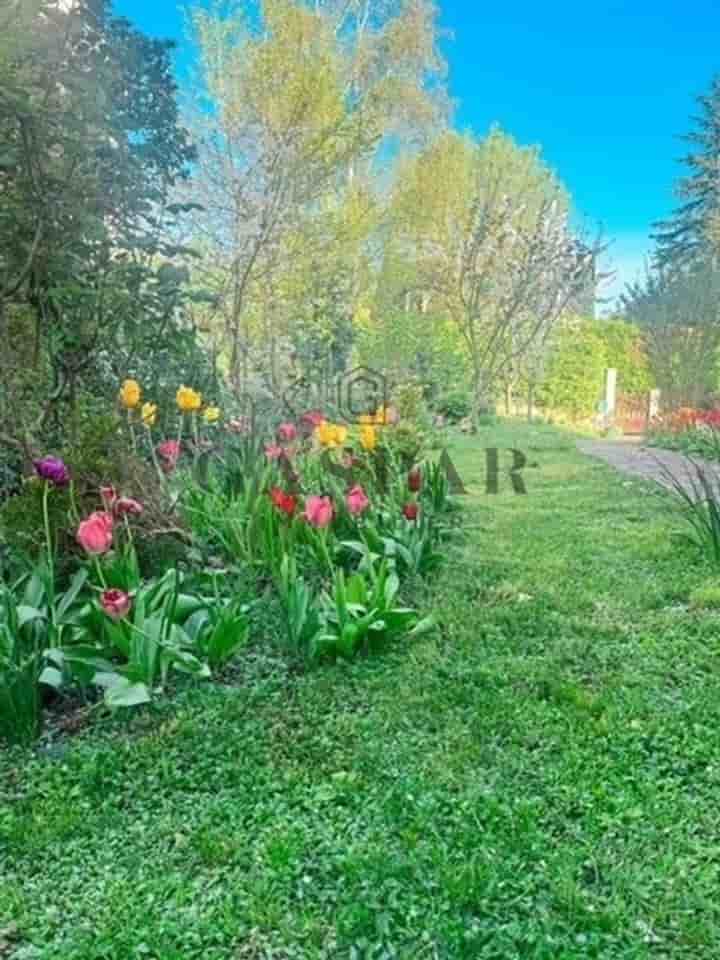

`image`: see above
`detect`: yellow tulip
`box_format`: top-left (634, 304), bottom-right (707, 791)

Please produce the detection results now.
top-left (316, 422), bottom-right (348, 448)
top-left (316, 422), bottom-right (335, 447)
top-left (358, 413), bottom-right (374, 425)
top-left (141, 402), bottom-right (158, 427)
top-left (176, 385), bottom-right (202, 413)
top-left (374, 406), bottom-right (387, 426)
top-left (203, 405), bottom-right (221, 424)
top-left (359, 425), bottom-right (377, 451)
top-left (119, 379), bottom-right (141, 410)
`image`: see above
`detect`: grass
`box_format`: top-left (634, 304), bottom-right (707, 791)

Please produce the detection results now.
top-left (3, 421), bottom-right (720, 959)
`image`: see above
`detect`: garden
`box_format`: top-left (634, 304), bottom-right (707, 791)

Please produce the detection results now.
top-left (3, 0), bottom-right (720, 956)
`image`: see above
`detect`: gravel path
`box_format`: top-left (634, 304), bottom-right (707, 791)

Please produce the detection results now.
top-left (576, 439), bottom-right (720, 498)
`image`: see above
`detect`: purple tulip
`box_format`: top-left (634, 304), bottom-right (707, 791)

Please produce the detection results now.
top-left (34, 456), bottom-right (70, 487)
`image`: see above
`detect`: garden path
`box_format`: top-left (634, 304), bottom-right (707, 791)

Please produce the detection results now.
top-left (577, 437), bottom-right (720, 497)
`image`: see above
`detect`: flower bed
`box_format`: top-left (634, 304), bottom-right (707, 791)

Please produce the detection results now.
top-left (647, 407), bottom-right (720, 460)
top-left (0, 381), bottom-right (453, 744)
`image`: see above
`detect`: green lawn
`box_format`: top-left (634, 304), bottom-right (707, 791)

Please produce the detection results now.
top-left (3, 423), bottom-right (720, 959)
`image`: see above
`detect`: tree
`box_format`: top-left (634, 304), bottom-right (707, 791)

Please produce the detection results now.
top-left (0, 0), bottom-right (202, 460)
top-left (392, 128), bottom-right (598, 423)
top-left (181, 0), bottom-right (448, 394)
top-left (652, 74), bottom-right (720, 269)
top-left (621, 262), bottom-right (720, 409)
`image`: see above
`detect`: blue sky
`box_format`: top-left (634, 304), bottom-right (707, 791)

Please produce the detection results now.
top-left (115, 0), bottom-right (719, 307)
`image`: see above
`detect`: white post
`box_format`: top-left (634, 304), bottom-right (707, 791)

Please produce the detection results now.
top-left (604, 368), bottom-right (617, 425)
top-left (648, 388), bottom-right (661, 420)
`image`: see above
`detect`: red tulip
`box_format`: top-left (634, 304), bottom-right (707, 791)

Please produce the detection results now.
top-left (346, 484), bottom-right (370, 516)
top-left (100, 588), bottom-right (131, 622)
top-left (76, 511), bottom-right (114, 555)
top-left (402, 502), bottom-right (419, 522)
top-left (408, 467), bottom-right (422, 492)
top-left (270, 486), bottom-right (297, 516)
top-left (304, 494), bottom-right (334, 528)
top-left (277, 422), bottom-right (297, 442)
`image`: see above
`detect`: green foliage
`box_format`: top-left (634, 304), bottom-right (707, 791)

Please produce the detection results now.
top-left (656, 432), bottom-right (720, 565)
top-left (689, 580), bottom-right (720, 609)
top-left (622, 262), bottom-right (720, 409)
top-left (0, 581), bottom-right (43, 745)
top-left (652, 73), bottom-right (720, 268)
top-left (0, 0), bottom-right (210, 467)
top-left (540, 318), bottom-right (607, 420)
top-left (313, 559), bottom-right (430, 659)
top-left (598, 317), bottom-right (654, 396)
top-left (7, 427), bottom-right (720, 956)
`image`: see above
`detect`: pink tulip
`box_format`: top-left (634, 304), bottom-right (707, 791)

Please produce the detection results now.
top-left (346, 484), bottom-right (370, 516)
top-left (158, 439), bottom-right (181, 465)
top-left (304, 494), bottom-right (334, 528)
top-left (76, 511), bottom-right (114, 555)
top-left (100, 589), bottom-right (131, 622)
top-left (301, 410), bottom-right (325, 428)
top-left (115, 497), bottom-right (143, 516)
top-left (265, 444), bottom-right (284, 460)
top-left (277, 422), bottom-right (297, 442)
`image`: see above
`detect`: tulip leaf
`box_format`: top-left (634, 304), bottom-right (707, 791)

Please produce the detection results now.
top-left (104, 679), bottom-right (152, 709)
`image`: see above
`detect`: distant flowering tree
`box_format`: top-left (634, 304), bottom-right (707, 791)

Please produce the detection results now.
top-left (394, 129), bottom-right (600, 424)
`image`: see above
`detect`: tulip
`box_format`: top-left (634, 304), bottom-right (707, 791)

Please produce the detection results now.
top-left (316, 422), bottom-right (348, 449)
top-left (100, 588), bottom-right (131, 622)
top-left (408, 467), bottom-right (422, 492)
top-left (301, 410), bottom-right (325, 429)
top-left (227, 416), bottom-right (250, 434)
top-left (277, 422), bottom-right (297, 442)
top-left (270, 487), bottom-right (297, 516)
top-left (33, 456), bottom-right (70, 487)
top-left (115, 497), bottom-right (143, 516)
top-left (304, 494), bottom-right (334, 528)
top-left (316, 422), bottom-right (336, 447)
top-left (203, 405), bottom-right (221, 424)
top-left (141, 402), bottom-right (158, 427)
top-left (402, 502), bottom-right (419, 522)
top-left (100, 486), bottom-right (117, 511)
top-left (265, 443), bottom-right (284, 460)
top-left (158, 439), bottom-right (181, 464)
top-left (176, 385), bottom-right (202, 413)
top-left (76, 511), bottom-right (114, 555)
top-left (346, 484), bottom-right (369, 516)
top-left (119, 379), bottom-right (141, 410)
top-left (359, 425), bottom-right (377, 451)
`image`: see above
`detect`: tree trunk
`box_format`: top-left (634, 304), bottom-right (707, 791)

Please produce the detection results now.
top-left (471, 367), bottom-right (493, 431)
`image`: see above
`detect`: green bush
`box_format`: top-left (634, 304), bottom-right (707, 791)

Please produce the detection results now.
top-left (435, 389), bottom-right (471, 422)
